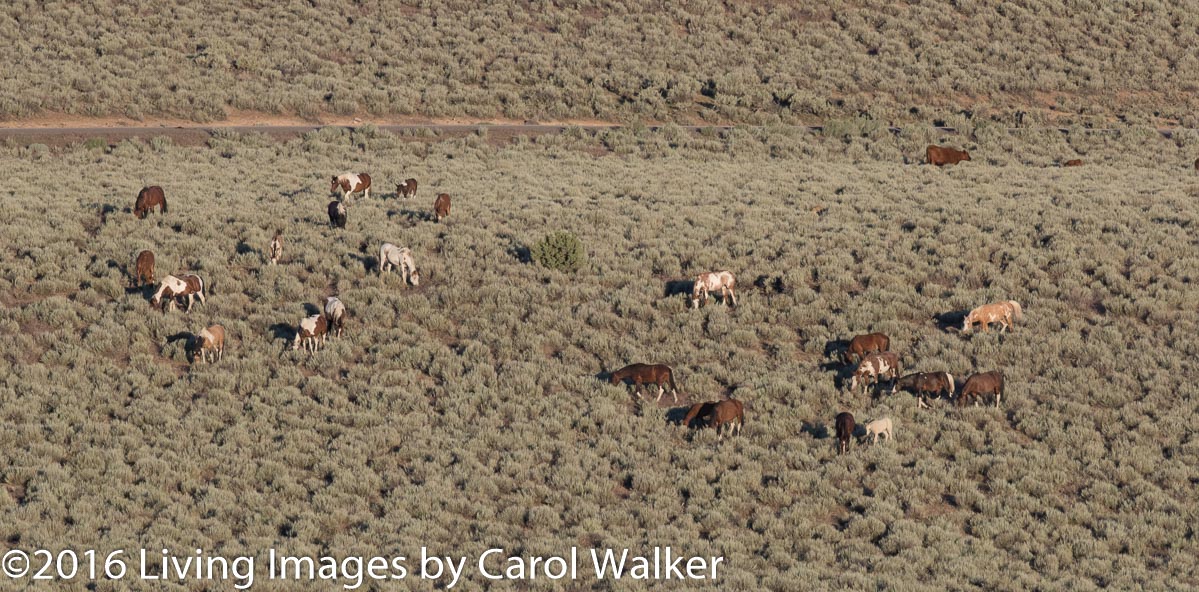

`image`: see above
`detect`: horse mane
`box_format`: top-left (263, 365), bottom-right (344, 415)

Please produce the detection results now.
top-left (1006, 300), bottom-right (1023, 320)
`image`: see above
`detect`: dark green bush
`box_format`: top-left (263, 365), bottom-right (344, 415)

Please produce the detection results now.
top-left (531, 231), bottom-right (585, 272)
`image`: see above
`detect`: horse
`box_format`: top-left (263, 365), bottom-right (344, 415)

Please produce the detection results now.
top-left (194, 324), bottom-right (225, 364)
top-left (609, 363), bottom-right (679, 403)
top-left (134, 186), bottom-right (167, 219)
top-left (328, 201), bottom-right (347, 228)
top-left (331, 172), bottom-right (371, 201)
top-left (683, 398), bottom-right (744, 439)
top-left (691, 271), bottom-right (737, 308)
top-left (324, 296), bottom-right (346, 338)
top-left (1063, 159), bottom-right (1083, 167)
top-left (957, 371), bottom-right (1004, 408)
top-left (292, 314), bottom-right (328, 352)
top-left (379, 243), bottom-right (420, 285)
top-left (849, 351), bottom-right (901, 396)
top-left (844, 332), bottom-right (889, 365)
top-left (926, 145), bottom-right (971, 166)
top-left (396, 178), bottom-right (418, 199)
top-left (268, 230), bottom-right (283, 265)
top-left (863, 417), bottom-right (893, 444)
top-left (131, 250), bottom-right (155, 288)
top-left (963, 300), bottom-right (1023, 333)
top-left (434, 193), bottom-right (451, 222)
top-left (894, 371), bottom-right (955, 409)
top-left (835, 412), bottom-right (854, 454)
top-left (150, 274), bottom-right (206, 312)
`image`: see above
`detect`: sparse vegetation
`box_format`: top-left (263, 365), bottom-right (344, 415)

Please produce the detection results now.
top-left (0, 126), bottom-right (1197, 588)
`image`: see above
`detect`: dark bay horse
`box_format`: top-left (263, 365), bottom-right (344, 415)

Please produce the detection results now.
top-left (957, 371), bottom-right (1004, 408)
top-left (683, 398), bottom-right (744, 439)
top-left (844, 332), bottom-right (889, 365)
top-left (835, 412), bottom-right (855, 454)
top-left (609, 363), bottom-right (679, 403)
top-left (134, 186), bottom-right (167, 219)
top-left (895, 371), bottom-right (955, 409)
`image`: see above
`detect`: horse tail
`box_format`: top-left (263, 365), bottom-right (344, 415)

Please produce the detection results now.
top-left (946, 372), bottom-right (955, 395)
top-left (1008, 300), bottom-right (1023, 321)
top-left (160, 194), bottom-right (167, 214)
top-left (667, 366), bottom-right (679, 394)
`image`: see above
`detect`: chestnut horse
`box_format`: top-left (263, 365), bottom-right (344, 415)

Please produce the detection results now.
top-left (134, 186), bottom-right (167, 218)
top-left (957, 371), bottom-right (1004, 408)
top-left (434, 193), bottom-right (451, 222)
top-left (131, 250), bottom-right (155, 288)
top-left (396, 178), bottom-right (418, 199)
top-left (150, 274), bottom-right (206, 312)
top-left (691, 271), bottom-right (737, 308)
top-left (331, 173), bottom-right (371, 201)
top-left (895, 371), bottom-right (955, 409)
top-left (683, 398), bottom-right (744, 439)
top-left (844, 332), bottom-right (889, 365)
top-left (609, 363), bottom-right (679, 402)
top-left (963, 300), bottom-right (1023, 333)
top-left (835, 412), bottom-right (854, 454)
top-left (849, 351), bottom-right (901, 396)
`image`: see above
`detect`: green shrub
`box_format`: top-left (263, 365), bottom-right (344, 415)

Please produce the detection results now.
top-left (531, 231), bottom-right (585, 272)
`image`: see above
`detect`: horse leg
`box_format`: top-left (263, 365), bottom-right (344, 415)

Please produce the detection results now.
top-left (655, 384), bottom-right (665, 403)
top-left (727, 286), bottom-right (737, 306)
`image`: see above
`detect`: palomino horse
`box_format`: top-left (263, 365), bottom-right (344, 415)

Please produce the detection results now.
top-left (293, 314), bottom-right (328, 352)
top-left (379, 243), bottom-right (420, 285)
top-left (962, 300), bottom-right (1023, 333)
top-left (863, 417), bottom-right (893, 444)
top-left (134, 186), bottom-right (167, 219)
top-left (268, 230), bottom-right (283, 265)
top-left (396, 178), bottom-right (418, 199)
top-left (434, 193), bottom-right (451, 222)
top-left (324, 296), bottom-right (346, 338)
top-left (844, 332), bottom-right (889, 365)
top-left (131, 250), bottom-right (155, 288)
top-left (849, 351), bottom-right (901, 396)
top-left (957, 371), bottom-right (1004, 408)
top-left (835, 412), bottom-right (854, 454)
top-left (691, 271), bottom-right (737, 308)
top-left (683, 398), bottom-right (744, 439)
top-left (151, 274), bottom-right (206, 312)
top-left (894, 371), bottom-right (955, 409)
top-left (609, 363), bottom-right (679, 403)
top-left (328, 201), bottom-right (347, 228)
top-left (331, 173), bottom-right (371, 201)
top-left (195, 325), bottom-right (225, 364)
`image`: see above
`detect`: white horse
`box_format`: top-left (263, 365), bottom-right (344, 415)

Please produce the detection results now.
top-left (963, 300), bottom-right (1023, 333)
top-left (380, 243), bottom-right (420, 286)
top-left (324, 296), bottom-right (346, 338)
top-left (691, 271), bottom-right (737, 308)
top-left (863, 417), bottom-right (894, 444)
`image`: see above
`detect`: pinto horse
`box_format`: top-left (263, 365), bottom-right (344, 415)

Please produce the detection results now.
top-left (328, 201), bottom-right (347, 228)
top-left (609, 363), bottom-right (679, 403)
top-left (195, 324), bottom-right (225, 364)
top-left (396, 178), bottom-right (418, 199)
top-left (957, 371), bottom-right (1004, 408)
top-left (379, 243), bottom-right (420, 285)
top-left (131, 250), bottom-right (155, 288)
top-left (963, 300), bottom-right (1023, 333)
top-left (683, 398), bottom-right (744, 439)
top-left (150, 274), bottom-right (206, 312)
top-left (895, 372), bottom-right (955, 409)
top-left (134, 186), bottom-right (167, 219)
top-left (691, 271), bottom-right (737, 308)
top-left (835, 412), bottom-right (854, 454)
top-left (293, 314), bottom-right (328, 352)
top-left (844, 332), bottom-right (889, 365)
top-left (268, 230), bottom-right (283, 265)
top-left (331, 173), bottom-right (371, 201)
top-left (849, 351), bottom-right (901, 396)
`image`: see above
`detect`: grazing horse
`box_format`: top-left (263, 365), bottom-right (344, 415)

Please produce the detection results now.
top-left (844, 332), bottom-right (889, 365)
top-left (863, 417), bottom-right (894, 444)
top-left (957, 371), bottom-right (1004, 408)
top-left (609, 363), bottom-right (679, 403)
top-left (379, 243), bottom-right (420, 285)
top-left (683, 398), bottom-right (744, 439)
top-left (195, 324), bottom-right (225, 364)
top-left (849, 351), bottom-right (901, 396)
top-left (926, 145), bottom-right (971, 166)
top-left (134, 186), bottom-right (167, 219)
top-left (691, 271), bottom-right (737, 308)
top-left (433, 193), bottom-right (451, 222)
top-left (331, 172), bottom-right (371, 201)
top-left (963, 300), bottom-right (1023, 333)
top-left (1063, 159), bottom-right (1083, 167)
top-left (835, 412), bottom-right (855, 454)
top-left (150, 274), bottom-right (206, 312)
top-left (131, 250), bottom-right (155, 288)
top-left (328, 201), bottom-right (347, 228)
top-left (396, 178), bottom-right (418, 199)
top-left (268, 230), bottom-right (283, 265)
top-left (292, 314), bottom-right (328, 352)
top-left (895, 371), bottom-right (955, 409)
top-left (324, 296), bottom-right (346, 338)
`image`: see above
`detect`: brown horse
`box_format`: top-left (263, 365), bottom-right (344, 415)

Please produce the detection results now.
top-left (131, 250), bottom-right (155, 288)
top-left (844, 332), bottom-right (889, 365)
top-left (396, 178), bottom-right (418, 199)
top-left (1063, 159), bottom-right (1083, 167)
top-left (957, 371), bottom-right (1004, 408)
top-left (331, 173), bottom-right (371, 201)
top-left (194, 324), bottom-right (225, 364)
top-left (835, 412), bottom-right (854, 454)
top-left (683, 398), bottom-right (744, 439)
top-left (434, 193), bottom-right (451, 222)
top-left (134, 186), bottom-right (167, 219)
top-left (926, 145), bottom-right (971, 166)
top-left (609, 363), bottom-right (679, 402)
top-left (895, 371), bottom-right (955, 409)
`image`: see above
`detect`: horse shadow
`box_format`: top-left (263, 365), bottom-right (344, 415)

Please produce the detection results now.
top-left (125, 284), bottom-right (156, 298)
top-left (664, 406), bottom-right (693, 426)
top-left (166, 331), bottom-right (195, 361)
top-left (269, 323), bottom-right (295, 351)
top-left (280, 187), bottom-right (313, 200)
top-left (387, 209), bottom-right (434, 223)
top-left (934, 310), bottom-right (968, 333)
top-left (801, 421), bottom-right (829, 439)
top-left (349, 254), bottom-right (377, 274)
top-left (663, 280), bottom-right (695, 298)
top-left (235, 241), bottom-right (257, 257)
top-left (823, 339), bottom-right (850, 362)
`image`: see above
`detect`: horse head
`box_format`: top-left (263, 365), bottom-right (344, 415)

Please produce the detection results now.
top-left (330, 176), bottom-right (341, 192)
top-left (409, 269), bottom-right (421, 286)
